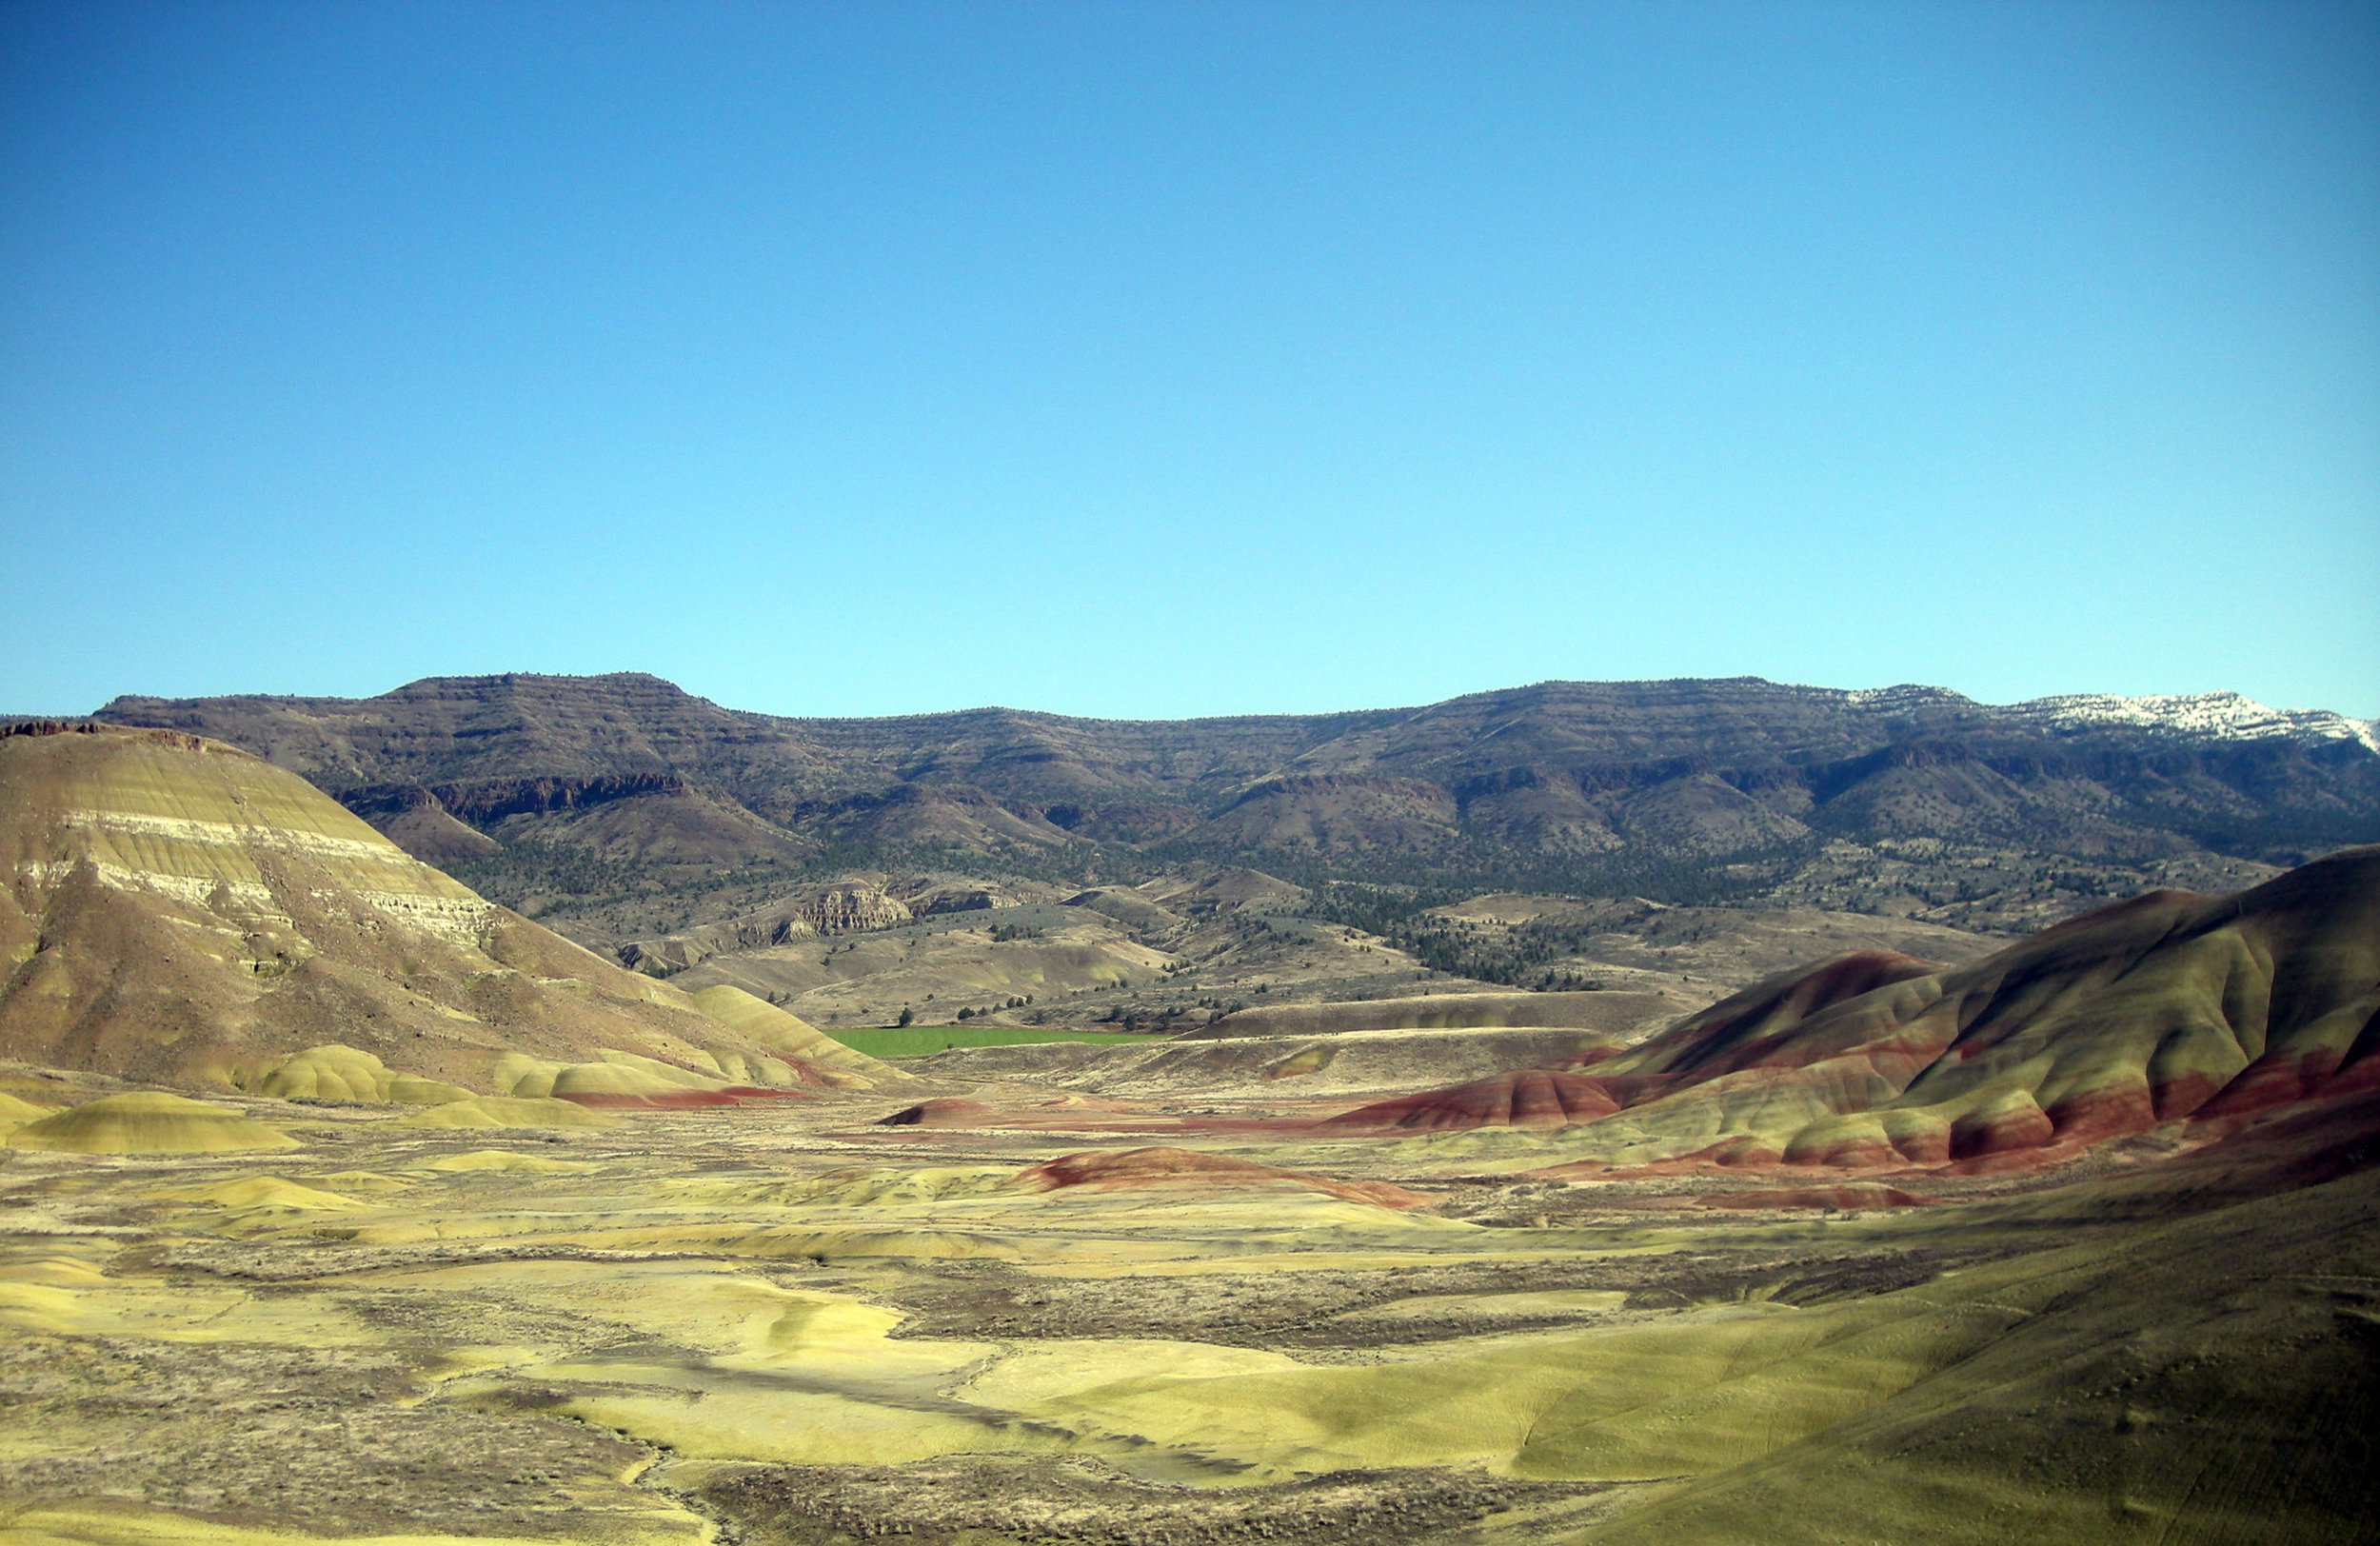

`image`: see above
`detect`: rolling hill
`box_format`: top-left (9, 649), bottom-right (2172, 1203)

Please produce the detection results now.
top-left (0, 721), bottom-right (896, 1098)
top-left (1325, 845), bottom-right (2380, 1179)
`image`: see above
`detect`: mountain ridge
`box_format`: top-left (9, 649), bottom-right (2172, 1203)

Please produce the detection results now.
top-left (77, 672), bottom-right (2380, 944)
top-left (91, 671), bottom-right (2379, 778)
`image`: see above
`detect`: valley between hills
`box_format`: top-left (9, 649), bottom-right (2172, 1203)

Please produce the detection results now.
top-left (0, 677), bottom-right (2376, 1545)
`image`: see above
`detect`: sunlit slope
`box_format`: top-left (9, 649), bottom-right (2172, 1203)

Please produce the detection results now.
top-left (1336, 847), bottom-right (2380, 1172)
top-left (0, 723), bottom-right (896, 1093)
top-left (1571, 1165), bottom-right (2380, 1545)
top-left (5, 1091), bottom-right (299, 1154)
top-left (684, 983), bottom-right (892, 1086)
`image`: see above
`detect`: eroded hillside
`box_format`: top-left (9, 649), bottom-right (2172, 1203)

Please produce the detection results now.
top-left (0, 722), bottom-right (897, 1099)
top-left (87, 673), bottom-right (2380, 943)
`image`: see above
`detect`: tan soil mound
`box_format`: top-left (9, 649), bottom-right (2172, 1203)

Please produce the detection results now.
top-left (190, 1177), bottom-right (367, 1211)
top-left (1319, 1061), bottom-right (1622, 1131)
top-left (877, 1098), bottom-right (1002, 1128)
top-left (5, 1092), bottom-right (300, 1154)
top-left (397, 1096), bottom-right (622, 1129)
top-left (687, 984), bottom-right (897, 1088)
top-left (0, 724), bottom-right (899, 1100)
top-left (259, 1045), bottom-right (475, 1104)
top-left (494, 1050), bottom-right (813, 1109)
top-left (1014, 1146), bottom-right (1428, 1209)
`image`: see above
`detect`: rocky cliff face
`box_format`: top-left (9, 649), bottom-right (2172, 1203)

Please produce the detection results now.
top-left (792, 882), bottom-right (911, 934)
top-left (616, 882), bottom-right (914, 976)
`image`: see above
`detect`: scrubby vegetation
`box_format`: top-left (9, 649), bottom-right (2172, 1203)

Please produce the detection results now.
top-left (823, 1025), bottom-right (1164, 1059)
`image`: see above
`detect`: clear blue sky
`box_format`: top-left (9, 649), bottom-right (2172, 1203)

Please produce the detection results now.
top-left (4, 1), bottom-right (2375, 721)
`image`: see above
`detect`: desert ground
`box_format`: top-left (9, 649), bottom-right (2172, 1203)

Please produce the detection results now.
top-left (4, 1039), bottom-right (2375, 1546)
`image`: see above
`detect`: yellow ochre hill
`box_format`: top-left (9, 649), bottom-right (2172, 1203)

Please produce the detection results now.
top-left (0, 722), bottom-right (899, 1101)
top-left (4, 1090), bottom-right (298, 1154)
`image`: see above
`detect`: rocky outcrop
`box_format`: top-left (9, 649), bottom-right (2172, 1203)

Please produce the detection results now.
top-left (796, 882), bottom-right (911, 934)
top-left (617, 882), bottom-right (913, 975)
top-left (425, 772), bottom-right (697, 827)
top-left (618, 913), bottom-right (819, 976)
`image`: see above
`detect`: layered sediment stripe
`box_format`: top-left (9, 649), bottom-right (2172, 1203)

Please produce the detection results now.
top-left (1327, 849), bottom-right (2380, 1177)
top-left (16, 858), bottom-right (283, 917)
top-left (31, 804), bottom-right (496, 947)
top-left (59, 807), bottom-right (427, 863)
top-left (16, 857), bottom-right (493, 949)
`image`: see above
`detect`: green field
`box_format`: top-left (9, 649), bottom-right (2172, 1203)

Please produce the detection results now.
top-left (823, 1025), bottom-right (1172, 1060)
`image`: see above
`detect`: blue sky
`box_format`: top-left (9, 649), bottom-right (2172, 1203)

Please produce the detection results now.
top-left (4, 1), bottom-right (2374, 720)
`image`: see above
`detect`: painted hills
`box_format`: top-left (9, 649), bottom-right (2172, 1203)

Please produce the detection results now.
top-left (3, 715), bottom-right (2378, 1544)
top-left (88, 673), bottom-right (2380, 945)
top-left (1327, 845), bottom-right (2380, 1179)
top-left (0, 721), bottom-right (894, 1100)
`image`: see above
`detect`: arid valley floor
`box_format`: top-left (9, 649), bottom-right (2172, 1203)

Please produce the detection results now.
top-left (6, 1047), bottom-right (2378, 1546)
top-left (3, 695), bottom-right (2377, 1544)
top-left (7, 1055), bottom-right (2374, 1546)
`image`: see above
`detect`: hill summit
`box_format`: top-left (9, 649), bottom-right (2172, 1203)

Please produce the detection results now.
top-left (0, 721), bottom-right (892, 1096)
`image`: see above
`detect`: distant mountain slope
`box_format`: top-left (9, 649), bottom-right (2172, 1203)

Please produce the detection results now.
top-left (2000, 688), bottom-right (2379, 751)
top-left (88, 673), bottom-right (2380, 938)
top-left (0, 722), bottom-right (896, 1095)
top-left (90, 671), bottom-right (1388, 809)
top-left (1329, 846), bottom-right (2380, 1175)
